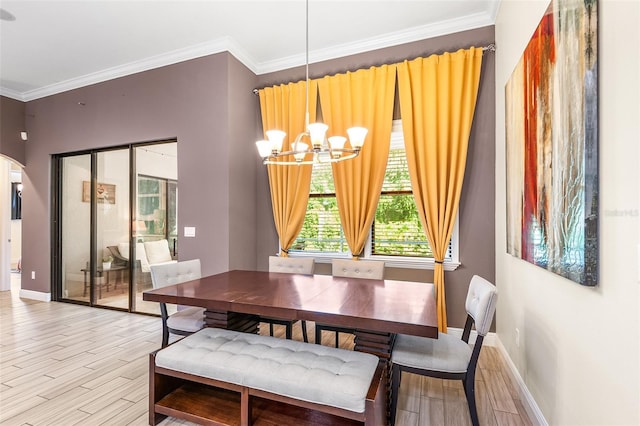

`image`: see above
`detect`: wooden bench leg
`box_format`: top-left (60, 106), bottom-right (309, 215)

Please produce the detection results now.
top-left (241, 387), bottom-right (251, 426)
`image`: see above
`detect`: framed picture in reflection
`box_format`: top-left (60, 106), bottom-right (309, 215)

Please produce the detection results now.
top-left (82, 181), bottom-right (116, 204)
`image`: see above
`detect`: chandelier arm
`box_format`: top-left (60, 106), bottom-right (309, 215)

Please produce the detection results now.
top-left (291, 130), bottom-right (307, 152)
top-left (269, 147), bottom-right (359, 159)
top-left (263, 148), bottom-right (361, 166)
top-left (263, 153), bottom-right (360, 166)
top-left (316, 152), bottom-right (359, 163)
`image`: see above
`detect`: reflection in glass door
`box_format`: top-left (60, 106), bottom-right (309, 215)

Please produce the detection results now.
top-left (133, 143), bottom-right (178, 315)
top-left (95, 149), bottom-right (130, 308)
top-left (60, 154), bottom-right (91, 302)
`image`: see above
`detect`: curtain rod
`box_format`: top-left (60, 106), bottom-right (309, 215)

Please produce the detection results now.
top-left (252, 43), bottom-right (496, 95)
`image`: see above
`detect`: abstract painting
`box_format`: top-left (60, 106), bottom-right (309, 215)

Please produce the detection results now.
top-left (505, 0), bottom-right (598, 286)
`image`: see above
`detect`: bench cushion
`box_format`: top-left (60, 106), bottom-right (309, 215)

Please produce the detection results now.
top-left (155, 328), bottom-right (379, 413)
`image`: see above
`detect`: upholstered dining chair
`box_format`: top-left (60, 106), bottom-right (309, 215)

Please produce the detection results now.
top-left (390, 275), bottom-right (498, 426)
top-left (315, 259), bottom-right (385, 347)
top-left (263, 256), bottom-right (315, 342)
top-left (149, 259), bottom-right (203, 347)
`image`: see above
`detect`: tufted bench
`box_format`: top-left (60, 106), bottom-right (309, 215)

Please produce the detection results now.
top-left (149, 327), bottom-right (386, 426)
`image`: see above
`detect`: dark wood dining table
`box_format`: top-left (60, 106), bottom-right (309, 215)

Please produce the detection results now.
top-left (143, 269), bottom-right (438, 361)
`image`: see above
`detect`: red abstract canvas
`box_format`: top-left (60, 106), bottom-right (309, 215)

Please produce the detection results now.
top-left (505, 0), bottom-right (598, 286)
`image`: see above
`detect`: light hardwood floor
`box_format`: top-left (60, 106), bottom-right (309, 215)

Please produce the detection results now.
top-left (1, 273), bottom-right (532, 426)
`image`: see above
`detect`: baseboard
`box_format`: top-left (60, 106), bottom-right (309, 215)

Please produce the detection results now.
top-left (19, 289), bottom-right (51, 302)
top-left (495, 337), bottom-right (548, 426)
top-left (448, 328), bottom-right (546, 425)
top-left (447, 326), bottom-right (497, 346)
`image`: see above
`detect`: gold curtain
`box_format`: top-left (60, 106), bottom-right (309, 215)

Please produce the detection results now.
top-left (397, 48), bottom-right (483, 332)
top-left (317, 64), bottom-right (397, 257)
top-left (258, 80), bottom-right (317, 256)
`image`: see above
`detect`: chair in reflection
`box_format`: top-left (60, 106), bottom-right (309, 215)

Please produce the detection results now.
top-left (390, 275), bottom-right (498, 426)
top-left (315, 259), bottom-right (385, 347)
top-left (149, 259), bottom-right (204, 347)
top-left (110, 240), bottom-right (177, 289)
top-left (262, 256), bottom-right (315, 342)
top-left (108, 245), bottom-right (129, 268)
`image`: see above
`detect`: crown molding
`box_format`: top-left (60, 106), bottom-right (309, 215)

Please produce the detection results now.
top-left (14, 36), bottom-right (258, 102)
top-left (488, 0), bottom-right (502, 23)
top-left (0, 87), bottom-right (26, 102)
top-left (4, 8), bottom-right (496, 102)
top-left (255, 10), bottom-right (496, 74)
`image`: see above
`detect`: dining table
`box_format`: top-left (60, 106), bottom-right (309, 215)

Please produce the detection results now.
top-left (143, 269), bottom-right (438, 360)
top-left (143, 269), bottom-right (438, 423)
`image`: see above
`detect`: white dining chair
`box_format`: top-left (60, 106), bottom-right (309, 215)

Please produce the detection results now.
top-left (315, 259), bottom-right (385, 347)
top-left (263, 256), bottom-right (315, 342)
top-left (390, 275), bottom-right (498, 426)
top-left (149, 259), bottom-right (203, 347)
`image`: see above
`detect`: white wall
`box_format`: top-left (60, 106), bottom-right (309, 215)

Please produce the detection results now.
top-left (495, 1), bottom-right (639, 425)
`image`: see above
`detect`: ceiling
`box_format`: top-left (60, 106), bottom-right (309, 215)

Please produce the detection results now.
top-left (0, 1), bottom-right (499, 102)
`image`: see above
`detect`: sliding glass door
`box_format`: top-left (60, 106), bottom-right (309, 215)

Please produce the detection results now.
top-left (133, 144), bottom-right (178, 314)
top-left (57, 149), bottom-right (130, 307)
top-left (54, 141), bottom-right (177, 313)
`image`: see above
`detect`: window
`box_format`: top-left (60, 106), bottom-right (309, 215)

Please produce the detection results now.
top-left (292, 161), bottom-right (347, 254)
top-left (371, 143), bottom-right (432, 257)
top-left (291, 120), bottom-right (459, 270)
top-left (137, 175), bottom-right (178, 254)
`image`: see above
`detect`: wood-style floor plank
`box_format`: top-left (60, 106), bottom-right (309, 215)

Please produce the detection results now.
top-left (418, 397), bottom-right (445, 426)
top-left (1, 273), bottom-right (532, 426)
top-left (481, 367), bottom-right (520, 414)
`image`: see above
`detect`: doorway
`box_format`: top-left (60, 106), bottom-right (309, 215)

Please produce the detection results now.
top-left (53, 141), bottom-right (177, 314)
top-left (1, 157), bottom-right (23, 293)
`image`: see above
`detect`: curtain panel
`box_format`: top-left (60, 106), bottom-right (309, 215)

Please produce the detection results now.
top-left (317, 64), bottom-right (397, 257)
top-left (258, 80), bottom-right (318, 256)
top-left (398, 47), bottom-right (483, 332)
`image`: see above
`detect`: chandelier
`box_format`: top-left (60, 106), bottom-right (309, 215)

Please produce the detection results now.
top-left (255, 0), bottom-right (367, 166)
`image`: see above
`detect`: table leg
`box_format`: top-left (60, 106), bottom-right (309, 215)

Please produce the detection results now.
top-left (114, 269), bottom-right (122, 291)
top-left (354, 330), bottom-right (396, 425)
top-left (97, 271), bottom-right (103, 299)
top-left (203, 310), bottom-right (260, 334)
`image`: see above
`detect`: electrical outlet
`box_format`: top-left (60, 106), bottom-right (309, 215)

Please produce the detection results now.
top-left (515, 328), bottom-right (520, 347)
top-left (31, 271), bottom-right (35, 280)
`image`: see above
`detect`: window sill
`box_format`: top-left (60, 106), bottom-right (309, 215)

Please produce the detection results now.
top-left (288, 252), bottom-right (461, 271)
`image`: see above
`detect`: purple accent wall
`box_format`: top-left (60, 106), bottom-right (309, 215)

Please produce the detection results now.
top-left (255, 26), bottom-right (496, 329)
top-left (21, 53), bottom-right (258, 293)
top-left (0, 96), bottom-right (26, 165)
top-left (227, 56), bottom-right (261, 270)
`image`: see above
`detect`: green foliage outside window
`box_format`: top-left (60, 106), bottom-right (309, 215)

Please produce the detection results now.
top-left (292, 146), bottom-right (436, 258)
top-left (372, 148), bottom-right (432, 257)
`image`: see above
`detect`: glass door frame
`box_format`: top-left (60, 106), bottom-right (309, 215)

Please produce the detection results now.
top-left (52, 140), bottom-right (176, 312)
top-left (52, 147), bottom-right (132, 309)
